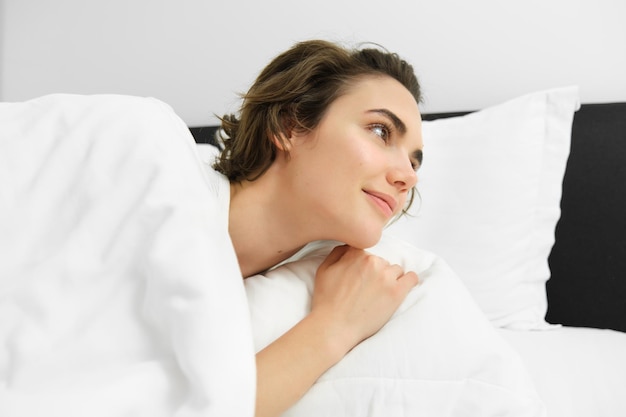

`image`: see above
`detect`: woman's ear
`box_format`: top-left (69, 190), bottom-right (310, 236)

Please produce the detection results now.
top-left (270, 131), bottom-right (293, 152)
top-left (270, 116), bottom-right (297, 151)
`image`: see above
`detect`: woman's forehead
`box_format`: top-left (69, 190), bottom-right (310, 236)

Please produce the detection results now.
top-left (333, 76), bottom-right (422, 131)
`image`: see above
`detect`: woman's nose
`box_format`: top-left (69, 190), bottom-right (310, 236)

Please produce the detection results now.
top-left (387, 155), bottom-right (417, 191)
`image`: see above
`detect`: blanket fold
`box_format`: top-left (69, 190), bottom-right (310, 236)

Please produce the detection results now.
top-left (0, 95), bottom-right (256, 417)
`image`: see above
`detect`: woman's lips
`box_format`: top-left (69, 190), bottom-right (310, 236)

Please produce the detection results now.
top-left (364, 190), bottom-right (397, 218)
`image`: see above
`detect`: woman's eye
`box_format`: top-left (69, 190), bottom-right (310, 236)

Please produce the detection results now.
top-left (371, 124), bottom-right (390, 142)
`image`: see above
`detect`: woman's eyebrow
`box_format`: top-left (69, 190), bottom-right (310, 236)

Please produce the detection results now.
top-left (367, 109), bottom-right (407, 135)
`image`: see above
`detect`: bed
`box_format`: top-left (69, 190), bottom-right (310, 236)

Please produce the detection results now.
top-left (1, 87), bottom-right (625, 416)
top-left (193, 87), bottom-right (626, 416)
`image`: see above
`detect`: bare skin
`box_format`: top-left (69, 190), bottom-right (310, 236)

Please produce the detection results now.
top-left (228, 75), bottom-right (424, 417)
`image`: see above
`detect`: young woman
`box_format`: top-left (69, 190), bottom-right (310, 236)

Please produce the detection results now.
top-left (213, 40), bottom-right (425, 417)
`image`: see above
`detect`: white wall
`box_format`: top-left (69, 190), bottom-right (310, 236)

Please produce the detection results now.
top-left (1, 0), bottom-right (625, 126)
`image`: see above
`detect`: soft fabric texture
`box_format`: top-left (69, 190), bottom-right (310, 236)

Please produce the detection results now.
top-left (385, 87), bottom-right (581, 330)
top-left (0, 95), bottom-right (256, 416)
top-left (245, 237), bottom-right (546, 417)
top-left (498, 326), bottom-right (626, 417)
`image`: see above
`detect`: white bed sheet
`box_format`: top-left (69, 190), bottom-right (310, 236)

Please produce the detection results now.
top-left (498, 327), bottom-right (626, 417)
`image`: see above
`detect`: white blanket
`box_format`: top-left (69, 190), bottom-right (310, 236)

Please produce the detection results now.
top-left (246, 237), bottom-right (547, 417)
top-left (0, 95), bottom-right (256, 416)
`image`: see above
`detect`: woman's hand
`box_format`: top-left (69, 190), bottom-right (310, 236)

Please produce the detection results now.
top-left (311, 245), bottom-right (419, 352)
top-left (254, 245), bottom-right (418, 417)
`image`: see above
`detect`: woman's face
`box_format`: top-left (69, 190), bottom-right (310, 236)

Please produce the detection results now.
top-left (282, 75), bottom-right (423, 248)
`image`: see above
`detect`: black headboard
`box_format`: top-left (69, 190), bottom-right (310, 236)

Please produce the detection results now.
top-left (546, 103), bottom-right (626, 332)
top-left (190, 126), bottom-right (220, 147)
top-left (189, 103), bottom-right (626, 333)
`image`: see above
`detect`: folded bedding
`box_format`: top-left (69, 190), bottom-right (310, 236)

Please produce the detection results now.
top-left (0, 95), bottom-right (256, 416)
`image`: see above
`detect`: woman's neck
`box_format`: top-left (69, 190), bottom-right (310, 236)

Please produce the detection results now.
top-left (228, 179), bottom-right (307, 278)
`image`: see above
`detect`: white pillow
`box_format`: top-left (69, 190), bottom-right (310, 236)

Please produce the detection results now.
top-left (385, 87), bottom-right (580, 330)
top-left (245, 236), bottom-right (545, 416)
top-left (195, 142), bottom-right (221, 163)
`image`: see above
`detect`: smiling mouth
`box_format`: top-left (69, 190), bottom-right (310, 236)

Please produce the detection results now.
top-left (364, 191), bottom-right (395, 218)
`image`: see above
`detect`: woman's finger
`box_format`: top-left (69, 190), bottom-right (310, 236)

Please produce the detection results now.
top-left (397, 271), bottom-right (419, 292)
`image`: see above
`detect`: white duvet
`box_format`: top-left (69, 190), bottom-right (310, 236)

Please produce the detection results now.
top-left (1, 95), bottom-right (544, 417)
top-left (0, 95), bottom-right (256, 416)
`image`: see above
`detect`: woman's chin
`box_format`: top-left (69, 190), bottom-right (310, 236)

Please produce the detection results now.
top-left (343, 229), bottom-right (383, 250)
